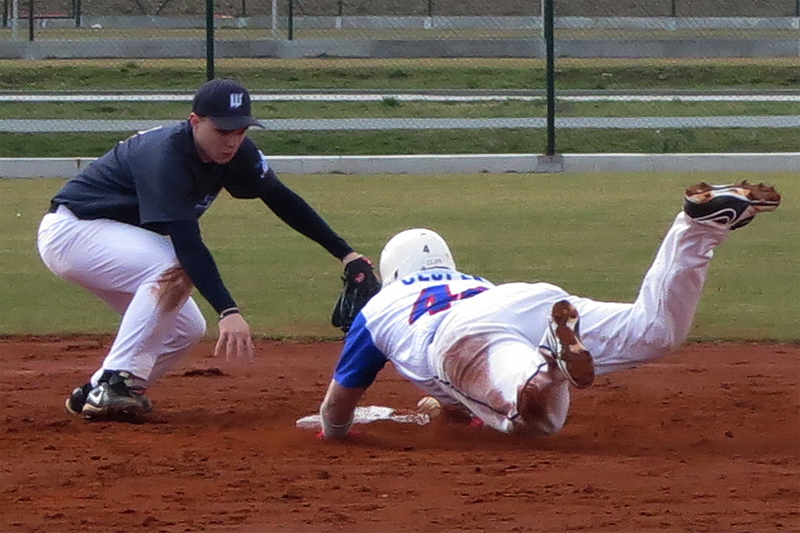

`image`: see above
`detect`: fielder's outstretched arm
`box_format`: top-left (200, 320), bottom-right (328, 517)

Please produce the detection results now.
top-left (257, 175), bottom-right (354, 261)
top-left (319, 380), bottom-right (366, 439)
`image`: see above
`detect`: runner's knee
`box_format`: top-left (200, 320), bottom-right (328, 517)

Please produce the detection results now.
top-left (515, 378), bottom-right (568, 436)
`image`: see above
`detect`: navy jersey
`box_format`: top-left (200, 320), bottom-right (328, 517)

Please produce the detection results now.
top-left (51, 121), bottom-right (277, 228)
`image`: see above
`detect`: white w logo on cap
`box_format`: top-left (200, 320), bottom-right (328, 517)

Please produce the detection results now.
top-left (229, 93), bottom-right (244, 109)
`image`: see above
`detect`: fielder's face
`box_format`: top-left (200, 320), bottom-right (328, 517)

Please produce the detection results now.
top-left (189, 114), bottom-right (247, 164)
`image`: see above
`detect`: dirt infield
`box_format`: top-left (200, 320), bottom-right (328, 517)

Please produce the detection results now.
top-left (1, 336), bottom-right (798, 533)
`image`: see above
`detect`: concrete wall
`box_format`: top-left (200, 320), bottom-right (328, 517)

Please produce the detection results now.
top-left (3, 154), bottom-right (800, 178)
top-left (2, 36), bottom-right (798, 60)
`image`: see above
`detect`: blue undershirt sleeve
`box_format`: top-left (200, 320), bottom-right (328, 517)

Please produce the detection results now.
top-left (333, 314), bottom-right (388, 389)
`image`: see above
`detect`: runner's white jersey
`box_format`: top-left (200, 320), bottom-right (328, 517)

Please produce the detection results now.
top-left (332, 268), bottom-right (494, 401)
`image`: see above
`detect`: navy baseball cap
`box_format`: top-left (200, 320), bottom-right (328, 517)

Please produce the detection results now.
top-left (192, 78), bottom-right (264, 131)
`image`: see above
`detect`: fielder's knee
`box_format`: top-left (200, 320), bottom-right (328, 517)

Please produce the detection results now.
top-left (186, 315), bottom-right (207, 346)
top-left (173, 301), bottom-right (207, 349)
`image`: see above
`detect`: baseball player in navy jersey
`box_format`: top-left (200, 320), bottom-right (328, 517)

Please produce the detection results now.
top-left (37, 78), bottom-right (371, 420)
top-left (318, 181), bottom-right (781, 438)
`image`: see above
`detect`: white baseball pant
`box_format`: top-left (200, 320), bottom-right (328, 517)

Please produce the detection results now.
top-left (37, 205), bottom-right (206, 388)
top-left (428, 212), bottom-right (729, 434)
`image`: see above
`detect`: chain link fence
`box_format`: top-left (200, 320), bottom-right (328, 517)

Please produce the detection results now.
top-left (6, 0), bottom-right (799, 17)
top-left (1, 0), bottom-right (799, 158)
top-left (3, 0), bottom-right (799, 40)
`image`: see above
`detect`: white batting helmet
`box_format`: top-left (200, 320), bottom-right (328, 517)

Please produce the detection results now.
top-left (379, 228), bottom-right (456, 288)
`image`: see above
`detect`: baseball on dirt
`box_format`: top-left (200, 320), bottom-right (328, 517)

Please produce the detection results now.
top-left (416, 396), bottom-right (442, 418)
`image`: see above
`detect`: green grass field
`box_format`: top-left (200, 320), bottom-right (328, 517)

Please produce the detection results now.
top-left (2, 58), bottom-right (799, 91)
top-left (6, 129), bottom-right (800, 158)
top-left (2, 60), bottom-right (797, 341)
top-left (1, 172), bottom-right (797, 341)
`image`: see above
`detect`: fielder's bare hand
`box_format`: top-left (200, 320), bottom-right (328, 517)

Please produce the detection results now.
top-left (216, 312), bottom-right (255, 363)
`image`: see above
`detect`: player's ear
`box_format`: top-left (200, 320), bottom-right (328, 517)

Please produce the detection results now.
top-left (188, 113), bottom-right (202, 127)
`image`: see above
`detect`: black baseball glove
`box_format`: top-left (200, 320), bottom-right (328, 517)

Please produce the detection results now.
top-left (331, 257), bottom-right (381, 333)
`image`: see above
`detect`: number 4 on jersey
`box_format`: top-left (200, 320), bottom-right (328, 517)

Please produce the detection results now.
top-left (409, 284), bottom-right (488, 324)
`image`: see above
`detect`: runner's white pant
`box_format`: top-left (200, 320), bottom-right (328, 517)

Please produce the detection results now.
top-left (428, 212), bottom-right (729, 434)
top-left (37, 206), bottom-right (207, 388)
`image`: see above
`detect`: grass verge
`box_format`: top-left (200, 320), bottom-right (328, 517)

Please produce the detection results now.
top-left (4, 128), bottom-right (800, 158)
top-left (1, 59), bottom-right (799, 91)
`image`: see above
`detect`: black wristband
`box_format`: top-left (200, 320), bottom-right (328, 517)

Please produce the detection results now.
top-left (219, 307), bottom-right (241, 320)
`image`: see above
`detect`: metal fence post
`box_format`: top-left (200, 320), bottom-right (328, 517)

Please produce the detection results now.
top-left (10, 0), bottom-right (16, 38)
top-left (544, 0), bottom-right (555, 156)
top-left (73, 0), bottom-right (80, 27)
top-left (27, 0), bottom-right (32, 40)
top-left (206, 0), bottom-right (215, 80)
top-left (271, 0), bottom-right (277, 37)
top-left (287, 0), bottom-right (293, 40)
